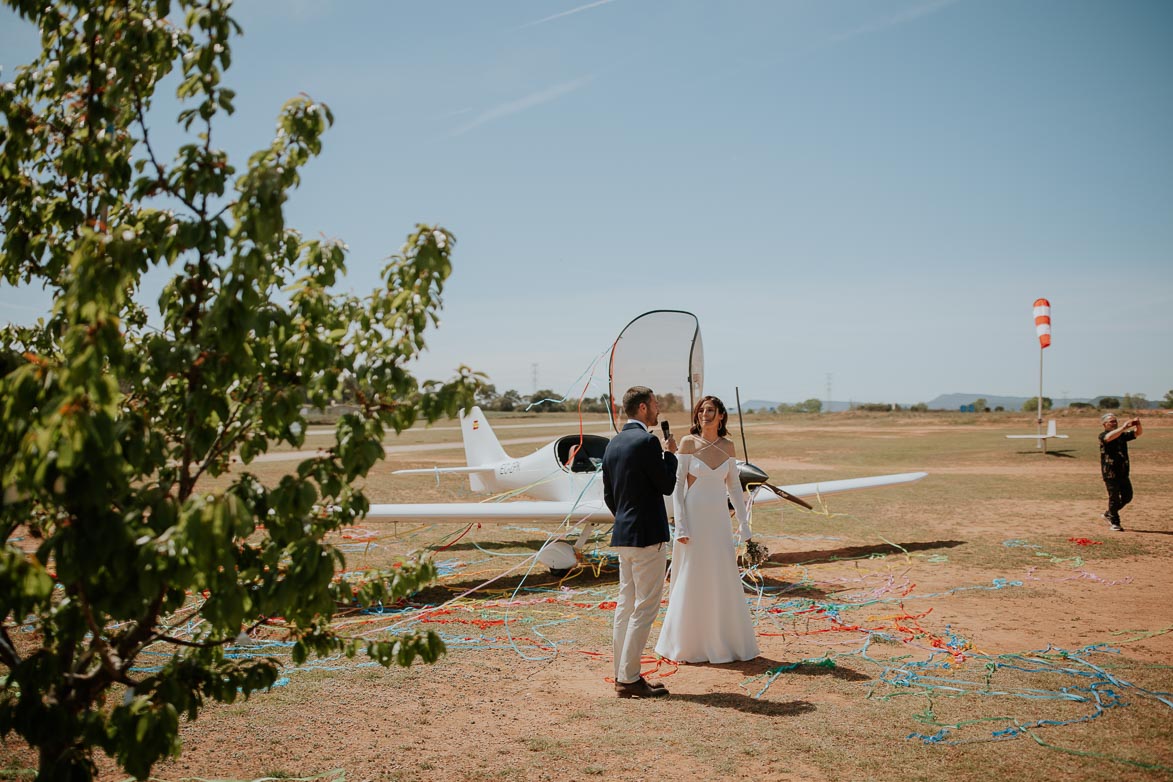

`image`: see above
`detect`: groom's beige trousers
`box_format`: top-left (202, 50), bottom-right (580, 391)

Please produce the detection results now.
top-left (612, 542), bottom-right (668, 685)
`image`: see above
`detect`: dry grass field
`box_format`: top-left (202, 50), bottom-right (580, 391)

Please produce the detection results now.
top-left (4, 409), bottom-right (1172, 782)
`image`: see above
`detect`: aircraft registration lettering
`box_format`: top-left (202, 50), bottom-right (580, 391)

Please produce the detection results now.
top-left (497, 460), bottom-right (522, 476)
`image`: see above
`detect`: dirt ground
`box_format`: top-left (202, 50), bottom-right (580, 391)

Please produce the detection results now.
top-left (4, 411), bottom-right (1172, 782)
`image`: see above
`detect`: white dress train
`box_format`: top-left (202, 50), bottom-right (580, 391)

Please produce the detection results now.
top-left (654, 453), bottom-right (760, 663)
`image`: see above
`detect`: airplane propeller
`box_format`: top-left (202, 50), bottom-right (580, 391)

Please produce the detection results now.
top-left (734, 387), bottom-right (814, 511)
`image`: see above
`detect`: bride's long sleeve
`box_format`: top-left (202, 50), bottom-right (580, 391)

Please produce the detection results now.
top-left (724, 460), bottom-right (751, 540)
top-left (672, 454), bottom-right (691, 539)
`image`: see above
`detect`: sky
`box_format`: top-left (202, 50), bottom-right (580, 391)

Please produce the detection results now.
top-left (2, 0), bottom-right (1171, 406)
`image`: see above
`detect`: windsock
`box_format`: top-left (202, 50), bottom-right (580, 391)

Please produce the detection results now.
top-left (1033, 298), bottom-right (1051, 349)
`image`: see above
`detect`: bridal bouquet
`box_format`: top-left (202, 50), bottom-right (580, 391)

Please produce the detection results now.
top-left (742, 539), bottom-right (770, 567)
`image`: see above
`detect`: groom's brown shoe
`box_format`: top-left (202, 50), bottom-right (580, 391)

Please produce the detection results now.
top-left (613, 676), bottom-right (664, 692)
top-left (615, 677), bottom-right (669, 698)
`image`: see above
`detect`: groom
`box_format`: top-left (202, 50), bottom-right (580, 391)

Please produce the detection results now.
top-left (602, 386), bottom-right (678, 698)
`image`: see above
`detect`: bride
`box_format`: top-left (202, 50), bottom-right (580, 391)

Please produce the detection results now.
top-left (655, 395), bottom-right (760, 663)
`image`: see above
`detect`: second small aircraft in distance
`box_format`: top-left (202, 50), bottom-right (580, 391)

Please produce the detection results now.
top-left (1006, 419), bottom-right (1069, 453)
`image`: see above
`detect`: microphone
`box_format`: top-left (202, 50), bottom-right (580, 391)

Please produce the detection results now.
top-left (660, 420), bottom-right (671, 439)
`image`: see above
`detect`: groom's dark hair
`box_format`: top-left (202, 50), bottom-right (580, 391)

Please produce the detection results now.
top-left (622, 386), bottom-right (654, 418)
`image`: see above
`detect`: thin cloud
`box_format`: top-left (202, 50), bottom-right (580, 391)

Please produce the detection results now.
top-left (449, 75), bottom-right (594, 136)
top-left (826, 0), bottom-right (962, 45)
top-left (687, 0), bottom-right (963, 91)
top-left (0, 297), bottom-right (49, 316)
top-left (520, 0), bottom-right (620, 29)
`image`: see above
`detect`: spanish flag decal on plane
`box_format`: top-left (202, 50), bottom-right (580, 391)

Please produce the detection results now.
top-left (472, 419), bottom-right (479, 430)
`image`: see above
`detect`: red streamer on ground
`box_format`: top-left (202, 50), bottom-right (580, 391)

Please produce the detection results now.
top-left (1067, 537), bottom-right (1102, 546)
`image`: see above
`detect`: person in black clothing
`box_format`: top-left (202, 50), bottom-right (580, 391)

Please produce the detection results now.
top-left (602, 386), bottom-right (677, 698)
top-left (1099, 412), bottom-right (1143, 531)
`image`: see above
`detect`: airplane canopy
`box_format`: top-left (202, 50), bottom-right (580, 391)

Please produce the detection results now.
top-left (608, 310), bottom-right (703, 432)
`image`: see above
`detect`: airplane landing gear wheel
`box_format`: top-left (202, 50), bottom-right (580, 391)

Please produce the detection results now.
top-left (538, 540), bottom-right (578, 576)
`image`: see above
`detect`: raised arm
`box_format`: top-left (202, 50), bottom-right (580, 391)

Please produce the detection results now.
top-left (641, 434), bottom-right (677, 496)
top-left (1103, 417), bottom-right (1142, 442)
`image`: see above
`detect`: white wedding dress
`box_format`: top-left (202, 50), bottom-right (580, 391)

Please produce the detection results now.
top-left (654, 452), bottom-right (760, 663)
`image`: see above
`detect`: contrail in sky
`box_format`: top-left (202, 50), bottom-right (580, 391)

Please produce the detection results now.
top-left (686, 0), bottom-right (962, 91)
top-left (520, 0), bottom-right (620, 29)
top-left (449, 75), bottom-right (594, 136)
top-left (826, 0), bottom-right (962, 45)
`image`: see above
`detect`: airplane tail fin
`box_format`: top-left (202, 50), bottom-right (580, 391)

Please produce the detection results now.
top-left (460, 406), bottom-right (508, 492)
top-left (1046, 419), bottom-right (1057, 437)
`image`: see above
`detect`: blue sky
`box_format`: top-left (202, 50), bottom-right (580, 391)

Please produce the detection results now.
top-left (2, 0), bottom-right (1171, 406)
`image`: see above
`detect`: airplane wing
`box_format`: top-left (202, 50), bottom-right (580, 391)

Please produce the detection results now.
top-left (1005, 434), bottom-right (1069, 439)
top-left (1007, 421), bottom-right (1067, 440)
top-left (365, 499), bottom-right (611, 524)
top-left (365, 472), bottom-right (927, 521)
top-left (392, 466), bottom-right (497, 475)
top-left (749, 472), bottom-right (927, 506)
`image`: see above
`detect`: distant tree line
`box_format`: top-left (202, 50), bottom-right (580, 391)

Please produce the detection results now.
top-left (470, 385), bottom-right (694, 414)
top-left (1068, 394), bottom-right (1149, 411)
top-left (769, 399), bottom-right (824, 414)
top-left (469, 387), bottom-right (1173, 415)
top-left (848, 402), bottom-right (939, 412)
top-left (1039, 394), bottom-right (1158, 412)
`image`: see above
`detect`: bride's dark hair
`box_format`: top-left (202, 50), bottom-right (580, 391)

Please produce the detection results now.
top-left (689, 395), bottom-right (728, 437)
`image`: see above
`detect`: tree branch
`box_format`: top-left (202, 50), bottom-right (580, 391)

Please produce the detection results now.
top-left (133, 93), bottom-right (200, 215)
top-left (0, 624), bottom-right (22, 670)
top-left (77, 586), bottom-right (134, 686)
top-left (189, 374), bottom-right (263, 485)
top-left (152, 613), bottom-right (273, 650)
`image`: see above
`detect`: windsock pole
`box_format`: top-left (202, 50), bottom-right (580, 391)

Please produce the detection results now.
top-left (1032, 298), bottom-right (1052, 454)
top-left (1038, 346), bottom-right (1044, 452)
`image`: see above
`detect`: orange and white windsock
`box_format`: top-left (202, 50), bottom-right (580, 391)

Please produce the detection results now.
top-left (1033, 298), bottom-right (1051, 349)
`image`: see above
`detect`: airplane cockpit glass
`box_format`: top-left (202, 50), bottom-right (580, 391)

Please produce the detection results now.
top-left (555, 435), bottom-right (609, 473)
top-left (608, 310), bottom-right (703, 433)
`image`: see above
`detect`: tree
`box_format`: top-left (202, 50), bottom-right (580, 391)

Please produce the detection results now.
top-left (0, 2), bottom-right (478, 779)
top-left (1098, 397), bottom-right (1121, 410)
top-left (528, 389), bottom-right (566, 411)
top-left (575, 393), bottom-right (610, 414)
top-left (800, 398), bottom-right (822, 414)
top-left (1163, 390), bottom-right (1173, 410)
top-left (1122, 392), bottom-right (1147, 410)
top-left (973, 398), bottom-right (988, 413)
top-left (658, 392), bottom-right (684, 412)
top-left (1021, 397), bottom-right (1053, 413)
top-left (474, 382), bottom-right (498, 408)
top-left (496, 388), bottom-right (523, 412)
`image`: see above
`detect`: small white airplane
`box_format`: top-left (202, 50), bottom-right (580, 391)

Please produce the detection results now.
top-left (1006, 419), bottom-right (1069, 451)
top-left (364, 310), bottom-right (927, 574)
top-left (368, 406), bottom-right (928, 573)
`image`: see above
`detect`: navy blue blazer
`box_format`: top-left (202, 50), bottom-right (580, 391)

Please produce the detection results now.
top-left (602, 422), bottom-right (678, 548)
